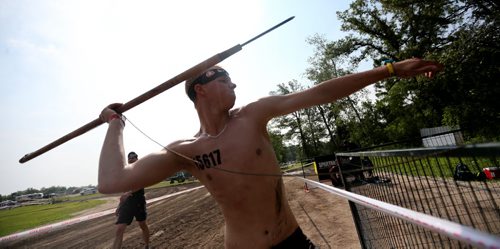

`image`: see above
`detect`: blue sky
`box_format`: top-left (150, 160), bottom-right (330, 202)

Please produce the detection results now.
top-left (0, 0), bottom-right (366, 195)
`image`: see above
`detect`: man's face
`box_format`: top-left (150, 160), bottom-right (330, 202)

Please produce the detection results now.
top-left (187, 66), bottom-right (236, 102)
top-left (203, 67), bottom-right (237, 104)
top-left (128, 154), bottom-right (138, 164)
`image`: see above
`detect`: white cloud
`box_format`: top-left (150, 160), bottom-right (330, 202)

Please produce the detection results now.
top-left (7, 38), bottom-right (59, 55)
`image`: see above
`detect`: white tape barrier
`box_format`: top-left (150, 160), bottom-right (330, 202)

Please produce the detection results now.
top-left (0, 186), bottom-right (205, 244)
top-left (146, 186), bottom-right (204, 204)
top-left (299, 178), bottom-right (500, 249)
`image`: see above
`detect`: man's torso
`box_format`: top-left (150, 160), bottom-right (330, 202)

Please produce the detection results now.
top-left (175, 108), bottom-right (299, 248)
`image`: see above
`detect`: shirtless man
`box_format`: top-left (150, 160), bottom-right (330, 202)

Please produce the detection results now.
top-left (98, 58), bottom-right (443, 248)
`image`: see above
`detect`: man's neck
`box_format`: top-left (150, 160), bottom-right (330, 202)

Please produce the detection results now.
top-left (198, 113), bottom-right (230, 138)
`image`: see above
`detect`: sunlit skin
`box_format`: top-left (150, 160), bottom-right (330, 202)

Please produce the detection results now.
top-left (98, 59), bottom-right (443, 248)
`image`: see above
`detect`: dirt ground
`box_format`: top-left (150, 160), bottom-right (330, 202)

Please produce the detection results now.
top-left (3, 178), bottom-right (361, 249)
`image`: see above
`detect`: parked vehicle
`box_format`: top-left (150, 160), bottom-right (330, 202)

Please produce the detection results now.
top-left (0, 200), bottom-right (18, 209)
top-left (80, 188), bottom-right (97, 195)
top-left (15, 193), bottom-right (44, 202)
top-left (167, 171), bottom-right (192, 184)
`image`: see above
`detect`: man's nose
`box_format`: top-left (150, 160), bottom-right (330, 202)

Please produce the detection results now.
top-left (230, 82), bottom-right (237, 89)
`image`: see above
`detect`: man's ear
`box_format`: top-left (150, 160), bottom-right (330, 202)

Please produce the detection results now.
top-left (194, 84), bottom-right (205, 97)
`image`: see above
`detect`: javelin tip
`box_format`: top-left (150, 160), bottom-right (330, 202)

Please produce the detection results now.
top-left (241, 16), bottom-right (296, 47)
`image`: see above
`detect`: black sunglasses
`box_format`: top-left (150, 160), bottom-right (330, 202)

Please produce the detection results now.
top-left (187, 68), bottom-right (229, 100)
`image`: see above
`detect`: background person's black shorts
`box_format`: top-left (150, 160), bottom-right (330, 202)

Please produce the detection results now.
top-left (116, 204), bottom-right (147, 225)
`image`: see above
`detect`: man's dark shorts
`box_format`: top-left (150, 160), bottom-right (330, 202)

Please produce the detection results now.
top-left (272, 227), bottom-right (316, 249)
top-left (116, 203), bottom-right (147, 225)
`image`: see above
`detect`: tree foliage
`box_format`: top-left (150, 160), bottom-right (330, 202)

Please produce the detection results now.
top-left (333, 0), bottom-right (500, 141)
top-left (268, 0), bottom-right (499, 164)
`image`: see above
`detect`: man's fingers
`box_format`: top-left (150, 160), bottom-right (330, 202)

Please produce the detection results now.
top-left (107, 103), bottom-right (124, 113)
top-left (100, 103), bottom-right (125, 122)
top-left (418, 61), bottom-right (444, 78)
top-left (421, 60), bottom-right (444, 72)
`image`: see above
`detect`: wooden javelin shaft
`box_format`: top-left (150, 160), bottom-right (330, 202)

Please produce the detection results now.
top-left (18, 45), bottom-right (241, 164)
top-left (19, 16), bottom-right (295, 164)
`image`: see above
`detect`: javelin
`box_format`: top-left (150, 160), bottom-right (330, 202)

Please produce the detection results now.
top-left (19, 16), bottom-right (295, 164)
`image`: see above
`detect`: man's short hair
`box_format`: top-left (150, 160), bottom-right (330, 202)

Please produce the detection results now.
top-left (185, 67), bottom-right (229, 102)
top-left (128, 152), bottom-right (138, 160)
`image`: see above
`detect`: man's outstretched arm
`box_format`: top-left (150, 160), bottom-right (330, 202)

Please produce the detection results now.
top-left (254, 58), bottom-right (444, 120)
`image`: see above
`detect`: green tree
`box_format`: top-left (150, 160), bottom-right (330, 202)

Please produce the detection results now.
top-left (268, 129), bottom-right (286, 163)
top-left (329, 0), bottom-right (499, 141)
top-left (435, 18), bottom-right (500, 139)
top-left (270, 80), bottom-right (311, 157)
top-left (305, 34), bottom-right (380, 149)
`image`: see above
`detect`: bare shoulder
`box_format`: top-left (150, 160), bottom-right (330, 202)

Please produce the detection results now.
top-left (165, 138), bottom-right (195, 156)
top-left (166, 138), bottom-right (197, 147)
top-left (228, 106), bottom-right (244, 116)
top-left (234, 95), bottom-right (285, 122)
top-left (163, 138), bottom-right (200, 163)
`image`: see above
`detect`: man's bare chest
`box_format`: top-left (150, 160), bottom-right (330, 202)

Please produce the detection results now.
top-left (187, 122), bottom-right (274, 175)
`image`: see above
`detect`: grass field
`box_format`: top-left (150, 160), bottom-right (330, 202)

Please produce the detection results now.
top-left (0, 180), bottom-right (198, 237)
top-left (0, 198), bottom-right (105, 237)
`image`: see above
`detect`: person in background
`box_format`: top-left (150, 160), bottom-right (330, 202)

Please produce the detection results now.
top-left (112, 152), bottom-right (150, 249)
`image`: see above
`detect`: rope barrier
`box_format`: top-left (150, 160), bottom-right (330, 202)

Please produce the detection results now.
top-left (297, 177), bottom-right (500, 249)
